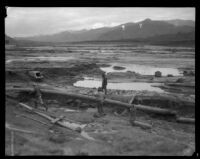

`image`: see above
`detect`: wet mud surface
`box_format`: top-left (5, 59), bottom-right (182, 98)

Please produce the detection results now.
top-left (6, 43), bottom-right (195, 156)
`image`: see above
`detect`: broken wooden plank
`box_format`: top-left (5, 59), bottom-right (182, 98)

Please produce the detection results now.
top-left (6, 87), bottom-right (177, 116)
top-left (51, 115), bottom-right (65, 124)
top-left (18, 103), bottom-right (83, 132)
top-left (129, 95), bottom-right (135, 104)
top-left (176, 117), bottom-right (195, 124)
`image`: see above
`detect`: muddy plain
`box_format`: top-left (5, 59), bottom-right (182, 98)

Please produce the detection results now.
top-left (5, 42), bottom-right (195, 156)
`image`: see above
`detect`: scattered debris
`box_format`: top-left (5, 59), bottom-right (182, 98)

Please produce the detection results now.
top-left (15, 113), bottom-right (51, 126)
top-left (18, 103), bottom-right (84, 133)
top-left (183, 70), bottom-right (195, 76)
top-left (132, 120), bottom-right (152, 129)
top-left (7, 87), bottom-right (178, 116)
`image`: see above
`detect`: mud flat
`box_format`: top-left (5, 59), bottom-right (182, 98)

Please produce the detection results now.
top-left (5, 43), bottom-right (195, 156)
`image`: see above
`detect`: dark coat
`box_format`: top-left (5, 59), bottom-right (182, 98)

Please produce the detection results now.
top-left (102, 77), bottom-right (107, 89)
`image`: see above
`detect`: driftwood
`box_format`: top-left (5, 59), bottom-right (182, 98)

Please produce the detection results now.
top-left (176, 117), bottom-right (195, 124)
top-left (165, 83), bottom-right (195, 87)
top-left (6, 87), bottom-right (177, 116)
top-left (18, 103), bottom-right (83, 132)
top-left (15, 113), bottom-right (51, 126)
top-left (133, 121), bottom-right (152, 129)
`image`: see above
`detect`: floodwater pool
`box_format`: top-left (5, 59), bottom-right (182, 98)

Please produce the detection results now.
top-left (74, 78), bottom-right (165, 93)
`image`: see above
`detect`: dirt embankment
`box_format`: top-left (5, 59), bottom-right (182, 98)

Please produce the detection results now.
top-left (5, 88), bottom-right (195, 156)
top-left (6, 62), bottom-right (103, 84)
top-left (11, 85), bottom-right (194, 119)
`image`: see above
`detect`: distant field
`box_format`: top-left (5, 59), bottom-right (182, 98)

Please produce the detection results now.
top-left (6, 42), bottom-right (195, 70)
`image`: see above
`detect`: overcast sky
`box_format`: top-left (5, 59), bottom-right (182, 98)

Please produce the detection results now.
top-left (5, 7), bottom-right (195, 37)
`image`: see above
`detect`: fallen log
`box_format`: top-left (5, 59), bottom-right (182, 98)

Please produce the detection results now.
top-left (6, 87), bottom-right (177, 116)
top-left (7, 95), bottom-right (84, 125)
top-left (176, 117), bottom-right (195, 124)
top-left (18, 103), bottom-right (84, 132)
top-left (165, 83), bottom-right (195, 87)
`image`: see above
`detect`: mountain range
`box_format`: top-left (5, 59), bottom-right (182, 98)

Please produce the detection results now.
top-left (7, 19), bottom-right (195, 43)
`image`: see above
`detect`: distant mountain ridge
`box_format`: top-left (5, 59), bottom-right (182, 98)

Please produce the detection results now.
top-left (165, 19), bottom-right (195, 27)
top-left (13, 19), bottom-right (195, 43)
top-left (5, 35), bottom-right (16, 44)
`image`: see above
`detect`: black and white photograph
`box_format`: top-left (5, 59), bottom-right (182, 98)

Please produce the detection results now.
top-left (5, 7), bottom-right (195, 156)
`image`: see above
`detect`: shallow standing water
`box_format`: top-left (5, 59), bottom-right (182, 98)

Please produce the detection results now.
top-left (74, 78), bottom-right (165, 93)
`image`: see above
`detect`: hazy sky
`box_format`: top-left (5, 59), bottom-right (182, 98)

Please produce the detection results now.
top-left (5, 7), bottom-right (195, 37)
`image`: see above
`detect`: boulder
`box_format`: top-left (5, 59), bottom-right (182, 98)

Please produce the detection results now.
top-left (155, 71), bottom-right (162, 77)
top-left (176, 78), bottom-right (184, 83)
top-left (113, 66), bottom-right (126, 70)
top-left (167, 74), bottom-right (173, 77)
top-left (183, 70), bottom-right (195, 76)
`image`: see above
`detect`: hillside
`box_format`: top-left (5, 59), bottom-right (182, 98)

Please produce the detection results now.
top-left (14, 19), bottom-right (195, 43)
top-left (97, 19), bottom-right (194, 41)
top-left (165, 19), bottom-right (195, 27)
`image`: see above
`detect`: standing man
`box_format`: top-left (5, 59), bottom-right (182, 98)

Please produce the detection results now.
top-left (93, 87), bottom-right (106, 118)
top-left (101, 72), bottom-right (107, 95)
top-left (129, 106), bottom-right (136, 126)
top-left (32, 83), bottom-right (48, 111)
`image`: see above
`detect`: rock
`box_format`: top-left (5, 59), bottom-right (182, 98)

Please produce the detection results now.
top-left (182, 147), bottom-right (194, 156)
top-left (47, 99), bottom-right (59, 104)
top-left (63, 148), bottom-right (74, 155)
top-left (66, 99), bottom-right (74, 104)
top-left (75, 127), bottom-right (82, 133)
top-left (75, 99), bottom-right (81, 104)
top-left (155, 71), bottom-right (162, 77)
top-left (76, 151), bottom-right (89, 156)
top-left (113, 66), bottom-right (126, 70)
top-left (80, 103), bottom-right (88, 107)
top-left (183, 70), bottom-right (195, 76)
top-left (167, 74), bottom-right (173, 77)
top-left (176, 78), bottom-right (184, 83)
top-left (48, 134), bottom-right (66, 144)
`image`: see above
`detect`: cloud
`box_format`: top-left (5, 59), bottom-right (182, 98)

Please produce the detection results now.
top-left (91, 22), bottom-right (120, 29)
top-left (5, 7), bottom-right (195, 37)
top-left (92, 23), bottom-right (105, 29)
